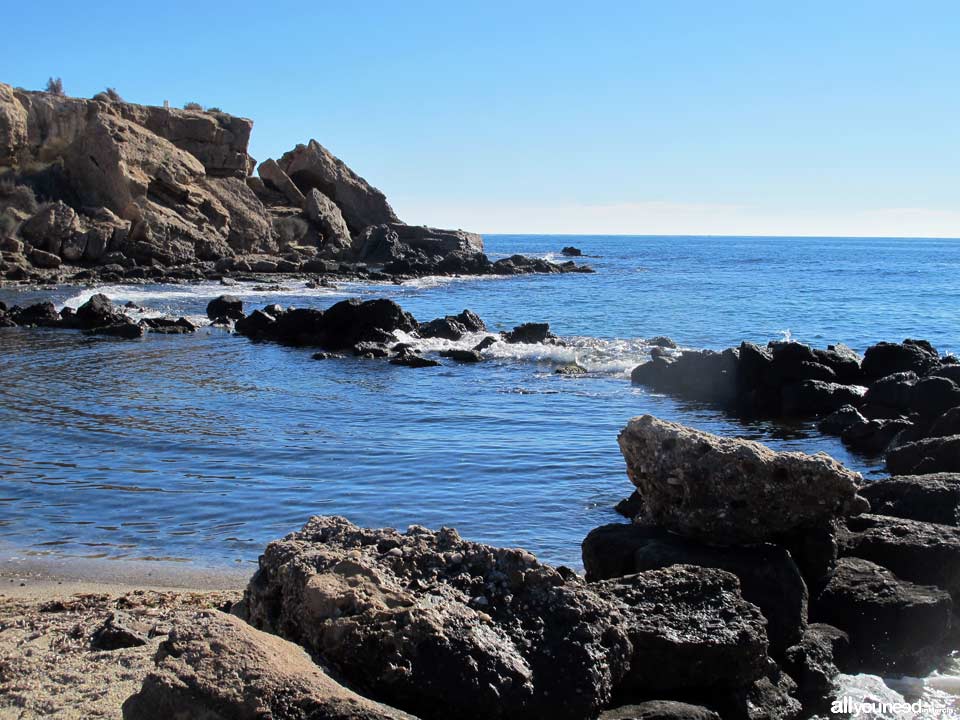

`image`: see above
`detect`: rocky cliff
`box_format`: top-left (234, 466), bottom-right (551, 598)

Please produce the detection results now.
top-left (0, 83), bottom-right (582, 283)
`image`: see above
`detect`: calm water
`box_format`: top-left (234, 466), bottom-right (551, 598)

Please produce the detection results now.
top-left (1, 235), bottom-right (958, 569)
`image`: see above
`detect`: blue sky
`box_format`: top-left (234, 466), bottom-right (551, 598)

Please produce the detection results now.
top-left (5, 1), bottom-right (960, 236)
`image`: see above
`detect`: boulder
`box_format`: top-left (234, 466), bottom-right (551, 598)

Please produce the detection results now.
top-left (841, 417), bottom-right (913, 455)
top-left (781, 624), bottom-right (849, 714)
top-left (10, 301), bottom-right (62, 327)
top-left (840, 513), bottom-right (960, 598)
top-left (813, 344), bottom-right (863, 385)
top-left (19, 200), bottom-right (82, 255)
top-left (929, 406), bottom-right (960, 438)
top-left (206, 294), bottom-right (244, 321)
top-left (592, 565), bottom-right (769, 696)
top-left (555, 363), bottom-right (587, 376)
top-left (122, 610), bottom-right (415, 720)
top-left (200, 176), bottom-right (277, 254)
top-left (236, 516), bottom-right (634, 720)
top-left (818, 405), bottom-right (866, 435)
top-left (258, 158), bottom-right (306, 207)
top-left (390, 224), bottom-right (484, 256)
top-left (780, 380), bottom-right (866, 416)
top-left (858, 473), bottom-right (960, 526)
top-left (305, 188), bottom-right (352, 258)
top-left (861, 340), bottom-right (941, 383)
top-left (886, 433), bottom-right (960, 475)
top-left (617, 415), bottom-right (863, 544)
top-left (419, 310), bottom-right (485, 340)
top-left (75, 293), bottom-right (126, 329)
top-left (439, 349), bottom-right (483, 363)
top-left (390, 353), bottom-right (440, 368)
top-left (502, 322), bottom-right (555, 344)
top-left (862, 371), bottom-right (917, 413)
top-left (28, 247), bottom-right (62, 268)
top-left (632, 350), bottom-right (740, 407)
top-left (811, 557), bottom-right (952, 674)
top-left (352, 224), bottom-right (405, 264)
top-left (910, 376), bottom-right (960, 420)
top-left (582, 523), bottom-right (807, 655)
top-left (278, 139), bottom-right (400, 231)
top-left (561, 246), bottom-right (582, 257)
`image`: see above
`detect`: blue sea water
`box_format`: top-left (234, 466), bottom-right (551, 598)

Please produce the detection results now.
top-left (1, 234), bottom-right (959, 569)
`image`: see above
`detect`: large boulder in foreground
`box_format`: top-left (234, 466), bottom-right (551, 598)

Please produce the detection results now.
top-left (122, 610), bottom-right (415, 720)
top-left (617, 415), bottom-right (864, 544)
top-left (236, 516), bottom-right (772, 720)
top-left (236, 515), bottom-right (633, 720)
top-left (278, 139), bottom-right (399, 231)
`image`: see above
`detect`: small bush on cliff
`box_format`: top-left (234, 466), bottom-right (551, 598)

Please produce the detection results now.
top-left (0, 212), bottom-right (17, 239)
top-left (206, 107), bottom-right (223, 113)
top-left (183, 101), bottom-right (203, 111)
top-left (93, 87), bottom-right (124, 103)
top-left (0, 175), bottom-right (38, 214)
top-left (45, 77), bottom-right (64, 96)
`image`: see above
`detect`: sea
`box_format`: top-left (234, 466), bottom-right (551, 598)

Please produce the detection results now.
top-left (2, 234), bottom-right (960, 717)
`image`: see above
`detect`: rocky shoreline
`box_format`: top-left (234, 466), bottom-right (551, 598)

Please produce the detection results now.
top-left (4, 413), bottom-right (958, 719)
top-left (630, 337), bottom-right (960, 477)
top-left (0, 82), bottom-right (591, 287)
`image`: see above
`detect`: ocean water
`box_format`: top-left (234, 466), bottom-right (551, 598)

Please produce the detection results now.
top-left (0, 234), bottom-right (959, 571)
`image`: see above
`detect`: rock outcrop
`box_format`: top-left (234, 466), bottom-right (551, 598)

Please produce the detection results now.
top-left (617, 415), bottom-right (863, 544)
top-left (0, 82), bottom-right (591, 284)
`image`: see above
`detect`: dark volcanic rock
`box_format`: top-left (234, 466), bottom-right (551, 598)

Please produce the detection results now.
top-left (122, 610), bottom-right (415, 720)
top-left (811, 557), bottom-right (952, 674)
top-left (840, 513), bottom-right (960, 599)
top-left (235, 516), bottom-right (633, 720)
top-left (781, 624), bottom-right (849, 714)
top-left (582, 523), bottom-right (807, 655)
top-left (561, 246), bottom-right (582, 257)
top-left (886, 434), bottom-right (960, 475)
top-left (861, 340), bottom-right (941, 383)
top-left (780, 380), bottom-right (866, 416)
top-left (75, 293), bottom-right (126, 329)
top-left (862, 371), bottom-right (917, 413)
top-left (818, 405), bottom-right (866, 435)
top-left (910, 376), bottom-right (960, 420)
top-left (632, 350), bottom-right (740, 407)
top-left (389, 354), bottom-right (440, 368)
top-left (83, 322), bottom-right (145, 339)
top-left (929, 407), bottom-right (960, 438)
top-left (617, 415), bottom-right (863, 544)
top-left (841, 417), bottom-right (914, 455)
top-left (555, 363), bottom-right (587, 376)
top-left (206, 294), bottom-right (244, 321)
top-left (502, 322), bottom-right (556, 344)
top-left (419, 310), bottom-right (485, 340)
top-left (614, 491), bottom-right (645, 519)
top-left (859, 473), bottom-right (960, 526)
top-left (593, 565), bottom-right (769, 696)
top-left (10, 301), bottom-right (61, 327)
top-left (438, 349), bottom-right (482, 363)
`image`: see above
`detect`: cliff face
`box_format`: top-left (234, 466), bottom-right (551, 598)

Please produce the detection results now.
top-left (0, 82), bottom-right (485, 282)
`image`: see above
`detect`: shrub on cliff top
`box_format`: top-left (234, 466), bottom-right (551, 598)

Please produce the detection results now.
top-left (183, 101), bottom-right (203, 111)
top-left (45, 77), bottom-right (64, 96)
top-left (0, 175), bottom-right (38, 214)
top-left (93, 87), bottom-right (124, 103)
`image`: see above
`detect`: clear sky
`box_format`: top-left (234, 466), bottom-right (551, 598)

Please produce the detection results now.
top-left (5, 1), bottom-right (960, 237)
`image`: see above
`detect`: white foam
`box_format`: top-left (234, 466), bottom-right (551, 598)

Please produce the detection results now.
top-left (393, 331), bottom-right (657, 377)
top-left (835, 673), bottom-right (960, 719)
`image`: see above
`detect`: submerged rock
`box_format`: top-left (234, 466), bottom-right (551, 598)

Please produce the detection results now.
top-left (617, 415), bottom-right (864, 544)
top-left (206, 294), bottom-right (244, 321)
top-left (122, 610), bottom-right (415, 720)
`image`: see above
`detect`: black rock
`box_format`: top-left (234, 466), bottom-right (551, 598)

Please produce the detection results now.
top-left (582, 523), bottom-right (807, 655)
top-left (782, 624), bottom-right (850, 714)
top-left (561, 246), bottom-right (583, 257)
top-left (811, 557), bottom-right (952, 674)
top-left (503, 322), bottom-right (556, 344)
top-left (206, 294), bottom-right (244, 321)
top-left (818, 405), bottom-right (867, 435)
top-left (929, 407), bottom-right (960, 438)
top-left (10, 301), bottom-right (62, 327)
top-left (76, 293), bottom-right (126, 329)
top-left (390, 354), bottom-right (440, 368)
top-left (842, 417), bottom-right (913, 455)
top-left (439, 349), bottom-right (483, 363)
top-left (861, 340), bottom-right (940, 383)
top-left (911, 376), bottom-right (960, 420)
top-left (780, 380), bottom-right (866, 416)
top-left (886, 434), bottom-right (960, 475)
top-left (840, 513), bottom-right (960, 599)
top-left (859, 473), bottom-right (960, 526)
top-left (614, 491), bottom-right (644, 519)
top-left (143, 317), bottom-right (197, 334)
top-left (555, 363), bottom-right (587, 376)
top-left (418, 309), bottom-right (484, 341)
top-left (473, 336), bottom-right (497, 352)
top-left (83, 322), bottom-right (145, 339)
